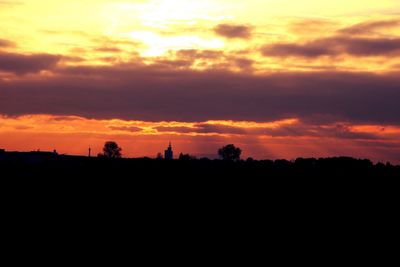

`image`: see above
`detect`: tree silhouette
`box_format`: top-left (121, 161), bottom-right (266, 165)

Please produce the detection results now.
top-left (102, 141), bottom-right (122, 159)
top-left (218, 144), bottom-right (242, 161)
top-left (179, 153), bottom-right (196, 161)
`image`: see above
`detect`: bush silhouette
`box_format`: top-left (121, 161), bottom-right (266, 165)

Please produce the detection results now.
top-left (179, 153), bottom-right (196, 161)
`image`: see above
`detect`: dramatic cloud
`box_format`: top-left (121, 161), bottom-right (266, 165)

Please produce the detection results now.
top-left (262, 42), bottom-right (330, 58)
top-left (257, 123), bottom-right (380, 140)
top-left (155, 121), bottom-right (381, 140)
top-left (1, 1), bottom-right (400, 163)
top-left (156, 124), bottom-right (247, 135)
top-left (262, 36), bottom-right (400, 58)
top-left (0, 52), bottom-right (61, 74)
top-left (214, 24), bottom-right (252, 39)
top-left (0, 64), bottom-right (399, 125)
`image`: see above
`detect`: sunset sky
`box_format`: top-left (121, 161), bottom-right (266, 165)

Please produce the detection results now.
top-left (1, 0), bottom-right (400, 162)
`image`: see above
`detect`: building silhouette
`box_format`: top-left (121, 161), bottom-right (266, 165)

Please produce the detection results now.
top-left (164, 142), bottom-right (173, 160)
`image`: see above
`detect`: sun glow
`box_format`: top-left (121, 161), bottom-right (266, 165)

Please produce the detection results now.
top-left (137, 0), bottom-right (223, 28)
top-left (129, 31), bottom-right (224, 56)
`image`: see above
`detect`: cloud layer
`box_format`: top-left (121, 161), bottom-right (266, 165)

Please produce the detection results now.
top-left (262, 36), bottom-right (400, 58)
top-left (338, 19), bottom-right (400, 34)
top-left (1, 62), bottom-right (399, 124)
top-left (0, 52), bottom-right (61, 74)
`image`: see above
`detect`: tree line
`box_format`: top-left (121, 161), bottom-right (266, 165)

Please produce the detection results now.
top-left (98, 141), bottom-right (242, 161)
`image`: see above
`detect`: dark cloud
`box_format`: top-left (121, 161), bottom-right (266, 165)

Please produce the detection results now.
top-left (60, 55), bottom-right (85, 63)
top-left (262, 36), bottom-right (400, 57)
top-left (262, 42), bottom-right (331, 58)
top-left (329, 124), bottom-right (378, 140)
top-left (50, 116), bottom-right (85, 122)
top-left (0, 39), bottom-right (16, 48)
top-left (339, 19), bottom-right (400, 34)
top-left (153, 59), bottom-right (193, 68)
top-left (0, 52), bottom-right (61, 74)
top-left (234, 58), bottom-right (254, 70)
top-left (214, 24), bottom-right (252, 39)
top-left (158, 124), bottom-right (246, 135)
top-left (258, 123), bottom-right (379, 140)
top-left (157, 122), bottom-right (378, 140)
top-left (0, 64), bottom-right (399, 125)
top-left (343, 37), bottom-right (400, 56)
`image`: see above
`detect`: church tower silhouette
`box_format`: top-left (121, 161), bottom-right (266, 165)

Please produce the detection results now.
top-left (164, 142), bottom-right (173, 160)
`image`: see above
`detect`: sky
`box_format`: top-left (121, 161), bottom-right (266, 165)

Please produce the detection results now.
top-left (1, 0), bottom-right (400, 162)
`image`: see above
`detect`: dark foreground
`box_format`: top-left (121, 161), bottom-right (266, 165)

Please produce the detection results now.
top-left (1, 151), bottom-right (399, 223)
top-left (1, 151), bottom-right (399, 178)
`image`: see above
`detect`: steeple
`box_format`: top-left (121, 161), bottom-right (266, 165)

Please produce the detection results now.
top-left (165, 142), bottom-right (173, 160)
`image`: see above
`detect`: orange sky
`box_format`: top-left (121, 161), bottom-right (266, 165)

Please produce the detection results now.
top-left (0, 115), bottom-right (399, 163)
top-left (1, 0), bottom-right (400, 163)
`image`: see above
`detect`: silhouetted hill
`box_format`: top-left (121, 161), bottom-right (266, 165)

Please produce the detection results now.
top-left (0, 151), bottom-right (398, 178)
top-left (2, 151), bottom-right (399, 227)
